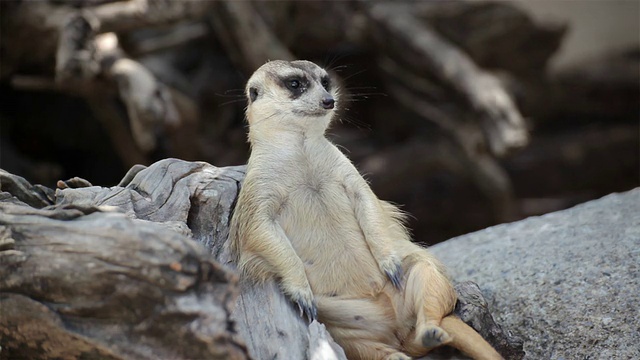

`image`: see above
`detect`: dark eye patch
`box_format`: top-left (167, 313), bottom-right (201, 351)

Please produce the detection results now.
top-left (284, 76), bottom-right (304, 91)
top-left (282, 76), bottom-right (307, 98)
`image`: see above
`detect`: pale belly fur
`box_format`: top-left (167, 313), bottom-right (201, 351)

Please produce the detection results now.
top-left (276, 182), bottom-right (386, 298)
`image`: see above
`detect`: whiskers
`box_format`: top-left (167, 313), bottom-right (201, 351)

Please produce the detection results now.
top-left (322, 53), bottom-right (350, 74)
top-left (341, 86), bottom-right (388, 103)
top-left (335, 86), bottom-right (387, 130)
top-left (323, 62), bottom-right (388, 106)
top-left (334, 113), bottom-right (372, 131)
top-left (216, 88), bottom-right (247, 107)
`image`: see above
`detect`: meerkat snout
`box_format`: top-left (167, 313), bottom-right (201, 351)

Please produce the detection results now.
top-left (321, 95), bottom-right (335, 109)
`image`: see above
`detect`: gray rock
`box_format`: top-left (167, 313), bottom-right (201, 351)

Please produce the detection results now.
top-left (430, 188), bottom-right (640, 359)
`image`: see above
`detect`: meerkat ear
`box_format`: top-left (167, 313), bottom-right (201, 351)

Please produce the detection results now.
top-left (249, 87), bottom-right (259, 102)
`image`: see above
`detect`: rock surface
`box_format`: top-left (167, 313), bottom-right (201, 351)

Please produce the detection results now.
top-left (430, 188), bottom-right (640, 359)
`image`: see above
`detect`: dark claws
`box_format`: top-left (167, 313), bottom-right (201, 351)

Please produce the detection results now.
top-left (385, 262), bottom-right (404, 289)
top-left (294, 297), bottom-right (317, 322)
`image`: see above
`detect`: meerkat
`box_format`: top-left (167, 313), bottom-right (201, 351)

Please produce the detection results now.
top-left (229, 60), bottom-right (503, 360)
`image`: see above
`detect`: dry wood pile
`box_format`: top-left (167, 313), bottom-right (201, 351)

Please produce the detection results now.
top-left (1, 0), bottom-right (637, 243)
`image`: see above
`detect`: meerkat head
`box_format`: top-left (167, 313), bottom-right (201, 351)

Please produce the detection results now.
top-left (245, 60), bottom-right (338, 137)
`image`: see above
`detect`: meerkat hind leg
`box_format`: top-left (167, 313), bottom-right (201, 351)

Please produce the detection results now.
top-left (404, 259), bottom-right (456, 351)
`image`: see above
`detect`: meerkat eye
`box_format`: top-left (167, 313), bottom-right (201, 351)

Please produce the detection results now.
top-left (321, 77), bottom-right (330, 91)
top-left (286, 79), bottom-right (301, 90)
top-left (249, 87), bottom-right (259, 102)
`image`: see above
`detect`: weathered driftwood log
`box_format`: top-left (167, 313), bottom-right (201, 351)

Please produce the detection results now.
top-left (2, 0), bottom-right (205, 163)
top-left (0, 159), bottom-right (522, 359)
top-left (362, 2), bottom-right (530, 157)
top-left (504, 123), bottom-right (640, 215)
top-left (359, 2), bottom-right (531, 223)
top-left (209, 2), bottom-right (295, 75)
top-left (411, 2), bottom-right (566, 76)
top-left (548, 48), bottom-right (640, 123)
top-left (0, 169), bottom-right (55, 208)
top-left (0, 199), bottom-right (246, 359)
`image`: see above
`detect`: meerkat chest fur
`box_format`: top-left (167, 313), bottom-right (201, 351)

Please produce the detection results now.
top-left (249, 128), bottom-right (385, 296)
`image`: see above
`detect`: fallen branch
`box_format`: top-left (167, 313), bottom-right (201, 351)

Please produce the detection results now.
top-left (209, 1), bottom-right (295, 74)
top-left (0, 200), bottom-right (247, 360)
top-left (363, 2), bottom-right (529, 157)
top-left (2, 0), bottom-right (205, 159)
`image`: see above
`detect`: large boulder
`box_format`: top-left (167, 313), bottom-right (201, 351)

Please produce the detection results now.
top-left (431, 188), bottom-right (640, 359)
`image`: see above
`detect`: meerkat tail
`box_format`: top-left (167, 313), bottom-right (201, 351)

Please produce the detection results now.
top-left (440, 315), bottom-right (504, 360)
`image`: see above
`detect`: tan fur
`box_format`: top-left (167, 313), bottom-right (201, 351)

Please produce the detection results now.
top-left (229, 60), bottom-right (503, 360)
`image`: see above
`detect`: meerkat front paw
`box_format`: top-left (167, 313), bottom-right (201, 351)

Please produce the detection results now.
top-left (285, 285), bottom-right (318, 322)
top-left (379, 255), bottom-right (404, 289)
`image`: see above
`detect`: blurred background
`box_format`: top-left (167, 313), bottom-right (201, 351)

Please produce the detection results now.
top-left (1, 0), bottom-right (638, 244)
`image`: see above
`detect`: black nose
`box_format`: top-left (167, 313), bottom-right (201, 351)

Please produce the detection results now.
top-left (321, 96), bottom-right (335, 109)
